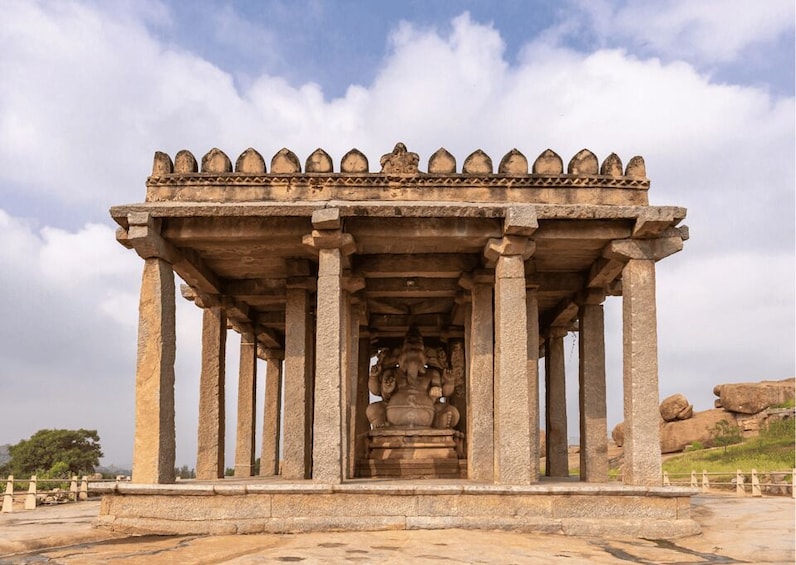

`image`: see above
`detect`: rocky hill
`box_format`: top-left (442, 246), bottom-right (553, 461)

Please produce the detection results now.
top-left (612, 377), bottom-right (794, 453)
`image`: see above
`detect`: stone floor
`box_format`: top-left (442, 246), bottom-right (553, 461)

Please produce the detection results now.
top-left (0, 494), bottom-right (793, 564)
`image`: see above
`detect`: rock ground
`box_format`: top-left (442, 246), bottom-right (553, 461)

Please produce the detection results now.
top-left (0, 494), bottom-right (793, 564)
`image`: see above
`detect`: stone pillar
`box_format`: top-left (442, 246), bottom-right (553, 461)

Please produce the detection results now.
top-left (313, 248), bottom-right (345, 483)
top-left (467, 278), bottom-right (494, 482)
top-left (622, 258), bottom-right (662, 486)
top-left (234, 332), bottom-right (257, 477)
top-left (132, 258), bottom-right (176, 484)
top-left (526, 288), bottom-right (541, 482)
top-left (579, 301), bottom-right (608, 482)
top-left (260, 349), bottom-right (283, 476)
top-left (353, 334), bottom-right (371, 473)
top-left (493, 254), bottom-right (533, 484)
top-left (196, 305), bottom-right (227, 480)
top-left (281, 287), bottom-right (313, 480)
top-left (545, 328), bottom-right (568, 477)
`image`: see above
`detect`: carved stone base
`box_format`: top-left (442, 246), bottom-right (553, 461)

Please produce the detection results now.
top-left (357, 428), bottom-right (466, 479)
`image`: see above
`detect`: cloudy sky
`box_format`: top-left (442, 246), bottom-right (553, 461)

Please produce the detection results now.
top-left (1, 0), bottom-right (793, 468)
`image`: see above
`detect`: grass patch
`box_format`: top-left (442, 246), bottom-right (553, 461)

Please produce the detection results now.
top-left (662, 418), bottom-right (795, 476)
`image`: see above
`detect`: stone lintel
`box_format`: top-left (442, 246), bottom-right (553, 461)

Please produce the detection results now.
top-left (342, 272), bottom-right (366, 293)
top-left (632, 208), bottom-right (679, 239)
top-left (255, 327), bottom-right (282, 350)
top-left (587, 257), bottom-right (625, 289)
top-left (286, 276), bottom-right (317, 291)
top-left (547, 299), bottom-right (579, 330)
top-left (575, 288), bottom-right (606, 306)
top-left (256, 346), bottom-right (285, 361)
top-left (605, 236), bottom-right (684, 262)
top-left (504, 206), bottom-right (538, 236)
top-left (112, 204), bottom-right (688, 226)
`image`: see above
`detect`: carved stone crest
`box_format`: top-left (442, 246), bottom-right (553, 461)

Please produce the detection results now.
top-left (380, 142), bottom-right (419, 174)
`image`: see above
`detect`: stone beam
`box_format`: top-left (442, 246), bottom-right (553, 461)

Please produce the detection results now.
top-left (363, 278), bottom-right (461, 298)
top-left (123, 212), bottom-right (222, 296)
top-left (356, 254), bottom-right (480, 278)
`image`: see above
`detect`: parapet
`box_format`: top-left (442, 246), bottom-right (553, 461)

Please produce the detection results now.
top-left (145, 143), bottom-right (651, 206)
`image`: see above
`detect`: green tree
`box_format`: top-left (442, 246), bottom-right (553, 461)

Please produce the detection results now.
top-left (0, 429), bottom-right (103, 477)
top-left (709, 420), bottom-right (743, 453)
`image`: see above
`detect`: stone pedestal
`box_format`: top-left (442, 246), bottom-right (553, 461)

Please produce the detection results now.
top-left (358, 428), bottom-right (466, 479)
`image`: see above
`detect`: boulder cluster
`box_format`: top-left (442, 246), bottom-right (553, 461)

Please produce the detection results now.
top-left (612, 378), bottom-right (794, 453)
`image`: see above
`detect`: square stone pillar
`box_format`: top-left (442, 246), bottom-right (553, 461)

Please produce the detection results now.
top-left (622, 258), bottom-right (662, 486)
top-left (579, 303), bottom-right (608, 482)
top-left (545, 328), bottom-right (568, 477)
top-left (260, 349), bottom-right (283, 476)
top-left (494, 254), bottom-right (533, 485)
top-left (353, 334), bottom-right (372, 472)
top-left (468, 281), bottom-right (494, 482)
top-left (526, 288), bottom-right (541, 482)
top-left (196, 306), bottom-right (227, 480)
top-left (313, 248), bottom-right (345, 483)
top-left (281, 287), bottom-right (313, 480)
top-left (234, 332), bottom-right (257, 477)
top-left (132, 258), bottom-right (176, 484)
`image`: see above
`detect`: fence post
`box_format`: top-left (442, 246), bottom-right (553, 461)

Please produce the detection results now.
top-left (702, 470), bottom-right (709, 493)
top-left (662, 471), bottom-right (670, 486)
top-left (736, 469), bottom-right (745, 496)
top-left (24, 475), bottom-right (37, 510)
top-left (751, 469), bottom-right (761, 497)
top-left (79, 476), bottom-right (88, 501)
top-left (2, 476), bottom-right (13, 513)
top-left (690, 470), bottom-right (697, 488)
top-left (69, 476), bottom-right (78, 502)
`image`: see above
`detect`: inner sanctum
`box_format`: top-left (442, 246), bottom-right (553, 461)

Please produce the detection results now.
top-left (110, 142), bottom-right (688, 489)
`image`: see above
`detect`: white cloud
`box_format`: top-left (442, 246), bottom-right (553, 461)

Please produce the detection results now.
top-left (0, 3), bottom-right (792, 466)
top-left (570, 0), bottom-right (795, 65)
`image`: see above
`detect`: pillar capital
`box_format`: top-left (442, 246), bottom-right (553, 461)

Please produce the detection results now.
top-left (302, 229), bottom-right (356, 256)
top-left (548, 326), bottom-right (569, 339)
top-left (604, 229), bottom-right (686, 263)
top-left (484, 235), bottom-right (535, 263)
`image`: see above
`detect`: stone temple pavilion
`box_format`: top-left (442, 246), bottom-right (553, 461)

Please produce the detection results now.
top-left (99, 143), bottom-right (696, 537)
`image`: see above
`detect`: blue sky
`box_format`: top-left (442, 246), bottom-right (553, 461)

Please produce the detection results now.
top-left (0, 0), bottom-right (793, 467)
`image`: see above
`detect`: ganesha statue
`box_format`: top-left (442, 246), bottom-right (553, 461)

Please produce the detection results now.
top-left (365, 327), bottom-right (460, 430)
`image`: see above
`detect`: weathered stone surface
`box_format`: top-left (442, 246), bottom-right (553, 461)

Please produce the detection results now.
top-left (532, 149), bottom-right (563, 174)
top-left (235, 148), bottom-right (266, 173)
top-left (494, 254), bottom-right (532, 484)
top-left (132, 258), bottom-right (176, 484)
top-left (305, 148), bottom-right (333, 172)
top-left (498, 149), bottom-right (528, 175)
top-left (579, 303), bottom-right (608, 482)
top-left (545, 330), bottom-right (568, 478)
top-left (196, 306), bottom-right (227, 480)
top-left (340, 148), bottom-right (368, 172)
top-left (271, 148), bottom-right (301, 173)
top-left (201, 148), bottom-right (232, 173)
top-left (659, 409), bottom-right (737, 453)
top-left (380, 142), bottom-right (419, 174)
top-left (660, 393), bottom-right (693, 422)
top-left (427, 148), bottom-right (456, 173)
top-left (712, 378), bottom-right (795, 415)
top-left (621, 259), bottom-right (662, 486)
top-left (462, 149), bottom-right (492, 174)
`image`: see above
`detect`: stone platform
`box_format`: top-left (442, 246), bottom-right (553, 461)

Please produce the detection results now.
top-left (93, 480), bottom-right (699, 539)
top-left (358, 428), bottom-right (466, 479)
